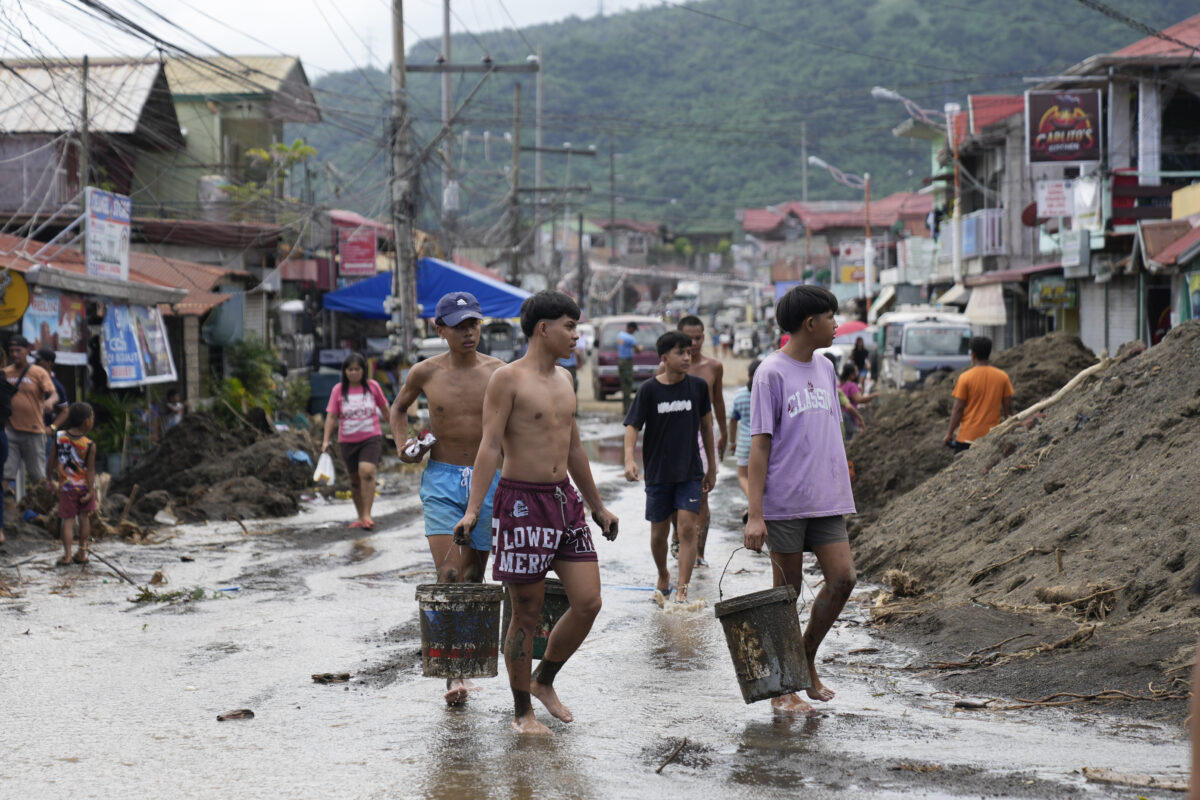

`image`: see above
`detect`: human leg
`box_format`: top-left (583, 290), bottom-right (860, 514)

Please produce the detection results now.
top-left (74, 512), bottom-right (90, 563)
top-left (768, 548), bottom-right (814, 713)
top-left (25, 432), bottom-right (47, 483)
top-left (695, 495), bottom-right (710, 564)
top-left (674, 508), bottom-right (700, 600)
top-left (649, 519), bottom-right (671, 592)
top-left (358, 461), bottom-right (377, 526)
top-left (505, 579), bottom-right (551, 734)
top-left (737, 464), bottom-right (749, 499)
top-left (426, 534), bottom-right (467, 583)
top-left (59, 515), bottom-right (75, 565)
top-left (803, 539), bottom-right (857, 702)
top-left (618, 359), bottom-right (633, 413)
top-left (534, 558), bottom-right (602, 723)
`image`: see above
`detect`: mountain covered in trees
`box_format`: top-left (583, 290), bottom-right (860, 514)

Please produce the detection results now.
top-left (289, 0), bottom-right (1196, 234)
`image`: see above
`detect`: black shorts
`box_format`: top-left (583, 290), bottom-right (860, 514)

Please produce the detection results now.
top-left (339, 435), bottom-right (383, 473)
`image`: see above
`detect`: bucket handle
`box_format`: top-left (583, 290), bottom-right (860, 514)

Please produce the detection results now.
top-left (718, 546), bottom-right (786, 601)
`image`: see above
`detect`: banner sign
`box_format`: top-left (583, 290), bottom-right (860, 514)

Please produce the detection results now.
top-left (338, 228), bottom-right (377, 276)
top-left (1036, 180), bottom-right (1075, 218)
top-left (1025, 90), bottom-right (1102, 165)
top-left (85, 186), bottom-right (132, 281)
top-left (839, 265), bottom-right (865, 283)
top-left (22, 289), bottom-right (87, 365)
top-left (1030, 275), bottom-right (1077, 311)
top-left (101, 303), bottom-right (177, 387)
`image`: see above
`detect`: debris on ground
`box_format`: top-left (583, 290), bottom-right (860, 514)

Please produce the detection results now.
top-left (216, 709), bottom-right (255, 721)
top-left (312, 672), bottom-right (351, 684)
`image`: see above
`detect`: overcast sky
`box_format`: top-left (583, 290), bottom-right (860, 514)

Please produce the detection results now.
top-left (7, 0), bottom-right (656, 77)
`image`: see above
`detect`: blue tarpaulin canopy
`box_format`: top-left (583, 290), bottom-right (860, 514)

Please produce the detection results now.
top-left (322, 257), bottom-right (530, 319)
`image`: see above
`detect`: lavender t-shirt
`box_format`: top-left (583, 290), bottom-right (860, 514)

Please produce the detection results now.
top-left (750, 351), bottom-right (856, 520)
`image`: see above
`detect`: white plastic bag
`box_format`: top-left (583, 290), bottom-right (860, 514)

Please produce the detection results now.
top-left (312, 452), bottom-right (335, 485)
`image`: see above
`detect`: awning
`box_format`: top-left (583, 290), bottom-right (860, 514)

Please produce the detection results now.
top-left (322, 257), bottom-right (531, 320)
top-left (964, 283), bottom-right (1007, 326)
top-left (867, 284), bottom-right (896, 323)
top-left (934, 283), bottom-right (971, 306)
top-left (965, 262), bottom-right (1061, 286)
top-left (27, 264), bottom-right (186, 305)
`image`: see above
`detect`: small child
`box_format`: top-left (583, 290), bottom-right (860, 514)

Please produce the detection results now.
top-left (729, 358), bottom-right (761, 514)
top-left (55, 402), bottom-right (96, 566)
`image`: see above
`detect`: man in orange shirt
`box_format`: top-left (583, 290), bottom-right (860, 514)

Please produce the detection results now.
top-left (4, 335), bottom-right (58, 488)
top-left (943, 336), bottom-right (1013, 452)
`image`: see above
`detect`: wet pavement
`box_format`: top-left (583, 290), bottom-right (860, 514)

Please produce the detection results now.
top-left (1, 415), bottom-right (1189, 799)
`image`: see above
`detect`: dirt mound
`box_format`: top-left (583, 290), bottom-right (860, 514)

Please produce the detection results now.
top-left (847, 332), bottom-right (1098, 515)
top-left (113, 412), bottom-right (318, 522)
top-left (854, 320), bottom-right (1200, 714)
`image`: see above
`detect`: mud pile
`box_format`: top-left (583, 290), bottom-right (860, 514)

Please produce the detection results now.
top-left (111, 412), bottom-right (319, 523)
top-left (847, 332), bottom-right (1098, 516)
top-left (854, 320), bottom-right (1200, 712)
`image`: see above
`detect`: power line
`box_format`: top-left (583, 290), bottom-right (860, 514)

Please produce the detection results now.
top-left (1071, 0), bottom-right (1200, 56)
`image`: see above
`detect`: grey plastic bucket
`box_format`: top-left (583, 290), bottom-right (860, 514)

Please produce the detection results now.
top-left (500, 577), bottom-right (570, 660)
top-left (415, 583), bottom-right (504, 678)
top-left (713, 585), bottom-right (811, 704)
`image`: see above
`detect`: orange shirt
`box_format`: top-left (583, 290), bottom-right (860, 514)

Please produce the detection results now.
top-left (4, 363), bottom-right (55, 434)
top-left (952, 364), bottom-right (1013, 443)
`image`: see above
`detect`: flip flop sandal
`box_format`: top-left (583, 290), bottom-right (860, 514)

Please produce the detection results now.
top-left (362, 520), bottom-right (376, 530)
top-left (347, 520), bottom-right (365, 529)
top-left (73, 552), bottom-right (89, 564)
top-left (56, 557), bottom-right (72, 567)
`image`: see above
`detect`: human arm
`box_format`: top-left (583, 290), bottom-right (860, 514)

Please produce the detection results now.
top-left (389, 363), bottom-right (430, 463)
top-left (451, 370), bottom-right (512, 543)
top-left (845, 401), bottom-right (866, 430)
top-left (623, 426), bottom-right (640, 482)
top-left (39, 372), bottom-right (56, 414)
top-left (700, 411), bottom-right (716, 492)
top-left (82, 442), bottom-right (96, 505)
top-left (712, 362), bottom-right (728, 458)
top-left (744, 433), bottom-right (772, 552)
top-left (321, 411), bottom-right (338, 452)
top-left (567, 419), bottom-right (618, 540)
top-left (944, 397), bottom-right (966, 444)
top-left (51, 402), bottom-right (69, 429)
top-left (1002, 395), bottom-right (1013, 419)
top-left (728, 416), bottom-right (739, 450)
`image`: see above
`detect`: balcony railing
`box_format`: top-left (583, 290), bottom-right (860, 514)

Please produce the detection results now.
top-left (961, 208), bottom-right (1004, 259)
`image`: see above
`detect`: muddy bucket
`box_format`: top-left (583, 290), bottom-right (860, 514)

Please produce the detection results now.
top-left (714, 584), bottom-right (811, 704)
top-left (415, 583), bottom-right (504, 678)
top-left (500, 577), bottom-right (571, 660)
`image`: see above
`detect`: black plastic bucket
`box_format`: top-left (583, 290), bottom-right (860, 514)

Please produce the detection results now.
top-left (500, 577), bottom-right (570, 660)
top-left (415, 583), bottom-right (504, 678)
top-left (713, 585), bottom-right (811, 704)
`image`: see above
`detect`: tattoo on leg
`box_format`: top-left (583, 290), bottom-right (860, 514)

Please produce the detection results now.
top-left (513, 689), bottom-right (532, 717)
top-left (532, 659), bottom-right (565, 687)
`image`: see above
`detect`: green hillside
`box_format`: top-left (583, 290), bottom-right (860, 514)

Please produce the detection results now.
top-left (290, 0), bottom-right (1196, 234)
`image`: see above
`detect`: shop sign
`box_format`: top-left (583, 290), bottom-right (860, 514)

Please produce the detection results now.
top-left (0, 270), bottom-right (30, 326)
top-left (1030, 275), bottom-right (1077, 310)
top-left (22, 289), bottom-right (87, 365)
top-left (85, 187), bottom-right (131, 281)
top-left (839, 265), bottom-right (864, 283)
top-left (1026, 90), bottom-right (1102, 165)
top-left (1036, 180), bottom-right (1075, 218)
top-left (101, 303), bottom-right (177, 387)
top-left (338, 228), bottom-right (377, 276)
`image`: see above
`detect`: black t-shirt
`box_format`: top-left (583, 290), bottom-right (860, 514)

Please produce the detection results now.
top-left (624, 374), bottom-right (712, 485)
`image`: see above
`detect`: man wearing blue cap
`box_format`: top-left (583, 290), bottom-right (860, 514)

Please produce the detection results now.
top-left (389, 291), bottom-right (504, 705)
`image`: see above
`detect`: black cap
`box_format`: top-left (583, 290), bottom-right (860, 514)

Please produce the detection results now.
top-left (35, 348), bottom-right (55, 363)
top-left (8, 335), bottom-right (30, 349)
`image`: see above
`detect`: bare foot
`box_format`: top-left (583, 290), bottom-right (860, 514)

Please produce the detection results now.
top-left (460, 678), bottom-right (481, 693)
top-left (444, 679), bottom-right (470, 706)
top-left (530, 681), bottom-right (574, 723)
top-left (771, 693), bottom-right (816, 714)
top-left (805, 674), bottom-right (836, 703)
top-left (511, 710), bottom-right (553, 735)
top-left (675, 584), bottom-right (688, 603)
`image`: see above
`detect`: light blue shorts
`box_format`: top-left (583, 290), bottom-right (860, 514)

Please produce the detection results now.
top-left (419, 460), bottom-right (499, 552)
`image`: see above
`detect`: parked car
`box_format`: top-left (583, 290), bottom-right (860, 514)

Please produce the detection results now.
top-left (592, 315), bottom-right (666, 400)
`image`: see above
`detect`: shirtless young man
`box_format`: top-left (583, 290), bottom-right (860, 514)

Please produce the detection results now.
top-left (389, 291), bottom-right (504, 705)
top-left (453, 290), bottom-right (619, 735)
top-left (661, 315), bottom-right (727, 566)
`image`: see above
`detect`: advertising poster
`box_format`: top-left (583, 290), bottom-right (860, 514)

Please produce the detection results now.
top-left (1026, 90), bottom-right (1102, 165)
top-left (338, 227), bottom-right (377, 276)
top-left (22, 289), bottom-right (87, 365)
top-left (101, 303), bottom-right (177, 388)
top-left (85, 187), bottom-right (132, 281)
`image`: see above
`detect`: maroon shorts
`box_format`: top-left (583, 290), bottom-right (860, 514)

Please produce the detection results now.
top-left (59, 485), bottom-right (97, 519)
top-left (491, 476), bottom-right (598, 584)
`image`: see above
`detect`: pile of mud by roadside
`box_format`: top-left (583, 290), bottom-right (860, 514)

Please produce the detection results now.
top-left (111, 412), bottom-right (321, 524)
top-left (847, 332), bottom-right (1098, 517)
top-left (855, 320), bottom-right (1200, 721)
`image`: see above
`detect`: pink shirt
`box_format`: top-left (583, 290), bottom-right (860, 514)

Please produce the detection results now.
top-left (326, 380), bottom-right (389, 443)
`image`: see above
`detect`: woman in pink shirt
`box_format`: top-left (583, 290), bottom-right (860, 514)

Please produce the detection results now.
top-left (322, 353), bottom-right (390, 529)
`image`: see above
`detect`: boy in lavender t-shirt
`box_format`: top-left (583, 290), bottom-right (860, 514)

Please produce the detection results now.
top-left (745, 285), bottom-right (857, 715)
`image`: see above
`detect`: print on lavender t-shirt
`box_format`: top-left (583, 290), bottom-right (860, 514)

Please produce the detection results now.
top-left (749, 351), bottom-right (855, 520)
top-left (326, 380), bottom-right (388, 443)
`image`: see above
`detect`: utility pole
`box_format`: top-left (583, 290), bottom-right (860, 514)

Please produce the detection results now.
top-left (577, 212), bottom-right (587, 313)
top-left (79, 54), bottom-right (89, 254)
top-left (390, 0), bottom-right (415, 363)
top-left (441, 0), bottom-right (452, 195)
top-left (609, 134), bottom-right (616, 263)
top-left (800, 120), bottom-right (807, 203)
top-left (534, 47), bottom-right (543, 265)
top-left (509, 83), bottom-right (522, 284)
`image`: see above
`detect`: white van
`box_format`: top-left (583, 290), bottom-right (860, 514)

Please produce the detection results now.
top-left (875, 308), bottom-right (974, 389)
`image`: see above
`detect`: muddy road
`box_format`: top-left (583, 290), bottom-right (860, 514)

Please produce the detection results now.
top-left (1, 416), bottom-right (1189, 799)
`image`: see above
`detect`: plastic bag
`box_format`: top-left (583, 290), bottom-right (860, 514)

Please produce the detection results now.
top-left (312, 452), bottom-right (335, 485)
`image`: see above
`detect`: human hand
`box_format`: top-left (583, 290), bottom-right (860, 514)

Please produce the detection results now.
top-left (592, 508), bottom-right (619, 541)
top-left (398, 437), bottom-right (432, 464)
top-left (943, 431), bottom-right (954, 446)
top-left (80, 490), bottom-right (94, 506)
top-left (623, 461), bottom-right (640, 482)
top-left (452, 513), bottom-right (478, 545)
top-left (702, 468), bottom-right (716, 493)
top-left (744, 515), bottom-right (768, 552)
top-left (717, 433), bottom-right (728, 460)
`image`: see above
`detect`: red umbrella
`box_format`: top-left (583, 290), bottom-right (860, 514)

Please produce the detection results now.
top-left (838, 319), bottom-right (868, 335)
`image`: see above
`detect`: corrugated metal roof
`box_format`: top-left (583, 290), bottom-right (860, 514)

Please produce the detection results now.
top-left (1112, 13), bottom-right (1200, 59)
top-left (0, 61), bottom-right (165, 134)
top-left (164, 56), bottom-right (297, 97)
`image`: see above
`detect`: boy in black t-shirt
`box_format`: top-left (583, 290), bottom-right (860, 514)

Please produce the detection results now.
top-left (623, 331), bottom-right (716, 604)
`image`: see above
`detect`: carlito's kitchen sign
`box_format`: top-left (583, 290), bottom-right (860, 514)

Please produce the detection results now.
top-left (1025, 90), bottom-right (1102, 166)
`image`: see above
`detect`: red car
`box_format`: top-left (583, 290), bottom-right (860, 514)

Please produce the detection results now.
top-left (591, 315), bottom-right (667, 401)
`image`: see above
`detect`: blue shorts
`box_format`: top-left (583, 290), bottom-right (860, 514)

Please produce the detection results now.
top-left (645, 479), bottom-right (703, 523)
top-left (420, 460), bottom-right (499, 551)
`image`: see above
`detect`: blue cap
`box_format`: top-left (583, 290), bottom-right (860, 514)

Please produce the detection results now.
top-left (434, 291), bottom-right (484, 326)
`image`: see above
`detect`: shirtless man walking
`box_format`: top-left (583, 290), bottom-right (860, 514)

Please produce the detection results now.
top-left (453, 290), bottom-right (619, 735)
top-left (663, 315), bottom-right (727, 566)
top-left (389, 291), bottom-right (504, 705)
